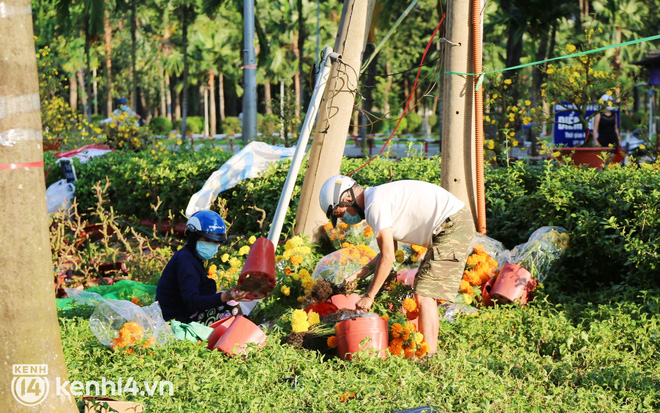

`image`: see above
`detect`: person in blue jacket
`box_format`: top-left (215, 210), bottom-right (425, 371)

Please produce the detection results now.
top-left (156, 210), bottom-right (249, 325)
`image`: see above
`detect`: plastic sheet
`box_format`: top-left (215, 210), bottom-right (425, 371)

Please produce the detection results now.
top-left (504, 226), bottom-right (570, 283)
top-left (46, 179), bottom-right (75, 214)
top-left (311, 245), bottom-right (377, 286)
top-left (89, 298), bottom-right (173, 348)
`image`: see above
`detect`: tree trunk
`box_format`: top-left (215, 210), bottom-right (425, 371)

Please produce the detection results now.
top-left (294, 0), bottom-right (375, 240)
top-left (209, 71), bottom-right (216, 135)
top-left (0, 2), bottom-right (77, 409)
top-left (180, 7), bottom-right (190, 138)
top-left (92, 67), bottom-right (98, 115)
top-left (139, 89), bottom-right (150, 124)
top-left (69, 74), bottom-right (77, 111)
top-left (383, 61), bottom-right (391, 118)
top-left (84, 33), bottom-right (93, 126)
top-left (296, 0), bottom-right (306, 107)
top-left (166, 74), bottom-right (173, 121)
top-left (160, 68), bottom-right (167, 120)
top-left (104, 9), bottom-right (113, 116)
top-left (293, 72), bottom-right (301, 117)
top-left (174, 87), bottom-right (181, 120)
top-left (218, 73), bottom-right (225, 121)
top-left (77, 67), bottom-right (89, 119)
top-left (264, 83), bottom-right (272, 115)
top-left (130, 0), bottom-right (137, 111)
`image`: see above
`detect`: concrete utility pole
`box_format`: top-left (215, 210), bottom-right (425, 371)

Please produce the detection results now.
top-left (440, 0), bottom-right (478, 224)
top-left (0, 1), bottom-right (76, 410)
top-left (242, 0), bottom-right (257, 143)
top-left (294, 0), bottom-right (376, 241)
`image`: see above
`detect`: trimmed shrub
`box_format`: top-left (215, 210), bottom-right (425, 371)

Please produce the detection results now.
top-left (403, 112), bottom-right (422, 134)
top-left (149, 116), bottom-right (173, 135)
top-left (186, 116), bottom-right (204, 134)
top-left (221, 116), bottom-right (242, 135)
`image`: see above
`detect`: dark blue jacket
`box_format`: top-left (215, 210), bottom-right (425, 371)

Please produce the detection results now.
top-left (156, 244), bottom-right (226, 322)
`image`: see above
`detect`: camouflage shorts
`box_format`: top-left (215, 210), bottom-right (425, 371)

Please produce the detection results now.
top-left (413, 206), bottom-right (475, 303)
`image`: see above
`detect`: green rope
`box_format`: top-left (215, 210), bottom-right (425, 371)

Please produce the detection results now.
top-left (444, 33), bottom-right (660, 90)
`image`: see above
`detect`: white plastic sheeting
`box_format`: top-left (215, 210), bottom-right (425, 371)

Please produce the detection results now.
top-left (186, 141), bottom-right (296, 217)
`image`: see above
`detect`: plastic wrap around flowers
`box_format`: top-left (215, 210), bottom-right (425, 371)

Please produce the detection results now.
top-left (507, 226), bottom-right (570, 283)
top-left (312, 244), bottom-right (377, 285)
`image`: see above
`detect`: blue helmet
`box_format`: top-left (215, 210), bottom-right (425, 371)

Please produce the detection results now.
top-left (186, 210), bottom-right (227, 243)
top-left (117, 97), bottom-right (128, 105)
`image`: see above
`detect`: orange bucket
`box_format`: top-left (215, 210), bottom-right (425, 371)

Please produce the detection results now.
top-left (478, 277), bottom-right (497, 308)
top-left (213, 315), bottom-right (267, 355)
top-left (330, 293), bottom-right (362, 310)
top-left (491, 263), bottom-right (534, 304)
top-left (206, 316), bottom-right (236, 350)
top-left (238, 237), bottom-right (276, 300)
top-left (335, 316), bottom-right (389, 360)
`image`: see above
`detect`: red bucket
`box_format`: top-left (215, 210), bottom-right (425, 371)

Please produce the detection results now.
top-left (238, 237), bottom-right (276, 300)
top-left (213, 315), bottom-right (267, 355)
top-left (491, 263), bottom-right (534, 304)
top-left (478, 277), bottom-right (497, 308)
top-left (335, 316), bottom-right (389, 360)
top-left (206, 316), bottom-right (236, 350)
top-left (330, 293), bottom-right (362, 310)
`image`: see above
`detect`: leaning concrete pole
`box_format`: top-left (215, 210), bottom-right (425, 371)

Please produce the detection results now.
top-left (294, 0), bottom-right (375, 241)
top-left (0, 1), bottom-right (77, 410)
top-left (440, 0), bottom-right (478, 224)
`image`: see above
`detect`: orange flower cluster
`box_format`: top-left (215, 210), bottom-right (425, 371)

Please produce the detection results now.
top-left (388, 321), bottom-right (428, 359)
top-left (402, 298), bottom-right (419, 320)
top-left (327, 335), bottom-right (338, 349)
top-left (459, 244), bottom-right (499, 295)
top-left (110, 322), bottom-right (155, 353)
top-left (338, 243), bottom-right (376, 266)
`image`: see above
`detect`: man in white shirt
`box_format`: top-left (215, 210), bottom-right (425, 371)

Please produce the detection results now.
top-left (319, 175), bottom-right (475, 354)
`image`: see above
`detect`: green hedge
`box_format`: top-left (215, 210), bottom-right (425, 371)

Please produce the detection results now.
top-left (44, 151), bottom-right (660, 288)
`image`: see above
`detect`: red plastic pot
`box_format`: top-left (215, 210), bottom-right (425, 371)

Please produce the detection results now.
top-left (238, 237), bottom-right (276, 300)
top-left (396, 268), bottom-right (417, 286)
top-left (213, 315), bottom-right (267, 355)
top-left (330, 293), bottom-right (362, 310)
top-left (490, 263), bottom-right (535, 304)
top-left (478, 277), bottom-right (497, 308)
top-left (335, 316), bottom-right (389, 360)
top-left (206, 316), bottom-right (236, 350)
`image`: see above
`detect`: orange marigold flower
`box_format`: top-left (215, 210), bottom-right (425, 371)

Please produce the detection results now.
top-left (381, 314), bottom-right (389, 322)
top-left (323, 222), bottom-right (333, 230)
top-left (290, 255), bottom-right (303, 265)
top-left (404, 347), bottom-right (416, 359)
top-left (363, 226), bottom-right (374, 238)
top-left (338, 222), bottom-right (349, 231)
top-left (131, 297), bottom-right (141, 306)
top-left (459, 279), bottom-right (471, 293)
top-left (406, 310), bottom-right (419, 320)
top-left (388, 338), bottom-right (404, 356)
top-left (390, 323), bottom-right (404, 338)
top-left (402, 298), bottom-right (417, 312)
top-left (327, 336), bottom-right (338, 349)
top-left (285, 267), bottom-right (292, 275)
top-left (473, 244), bottom-right (486, 255)
top-left (339, 391), bottom-right (355, 402)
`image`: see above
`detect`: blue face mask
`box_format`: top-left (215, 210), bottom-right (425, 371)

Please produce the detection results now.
top-left (196, 241), bottom-right (219, 260)
top-left (341, 211), bottom-right (362, 225)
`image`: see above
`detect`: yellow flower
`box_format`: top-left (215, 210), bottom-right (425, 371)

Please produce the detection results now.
top-left (566, 44), bottom-right (577, 53)
top-left (299, 269), bottom-right (310, 278)
top-left (307, 311), bottom-right (320, 326)
top-left (221, 253), bottom-right (229, 263)
top-left (248, 235), bottom-right (256, 244)
top-left (238, 245), bottom-right (251, 256)
top-left (504, 79), bottom-right (512, 85)
top-left (281, 285), bottom-right (291, 296)
top-left (395, 250), bottom-right (404, 263)
top-left (402, 298), bottom-right (417, 312)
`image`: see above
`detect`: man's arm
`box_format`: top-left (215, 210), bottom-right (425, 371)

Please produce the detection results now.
top-left (356, 227), bottom-right (396, 311)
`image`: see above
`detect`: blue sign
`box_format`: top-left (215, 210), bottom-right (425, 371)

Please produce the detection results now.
top-left (553, 102), bottom-right (619, 146)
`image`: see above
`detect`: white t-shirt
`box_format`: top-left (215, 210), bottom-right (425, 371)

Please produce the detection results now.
top-left (363, 180), bottom-right (464, 247)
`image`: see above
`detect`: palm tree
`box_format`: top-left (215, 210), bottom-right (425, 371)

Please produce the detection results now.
top-left (0, 1), bottom-right (77, 410)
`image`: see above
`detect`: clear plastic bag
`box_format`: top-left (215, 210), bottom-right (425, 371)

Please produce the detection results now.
top-left (311, 245), bottom-right (377, 285)
top-left (506, 226), bottom-right (570, 283)
top-left (46, 179), bottom-right (75, 214)
top-left (472, 233), bottom-right (507, 268)
top-left (89, 298), bottom-right (174, 348)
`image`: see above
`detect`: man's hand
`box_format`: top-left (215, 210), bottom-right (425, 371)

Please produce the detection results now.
top-left (356, 295), bottom-right (374, 311)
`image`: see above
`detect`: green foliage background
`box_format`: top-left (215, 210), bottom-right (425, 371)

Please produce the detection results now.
top-left (45, 150), bottom-right (660, 288)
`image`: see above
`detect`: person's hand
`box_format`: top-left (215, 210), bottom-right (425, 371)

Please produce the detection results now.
top-left (222, 287), bottom-right (250, 303)
top-left (356, 295), bottom-right (374, 312)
